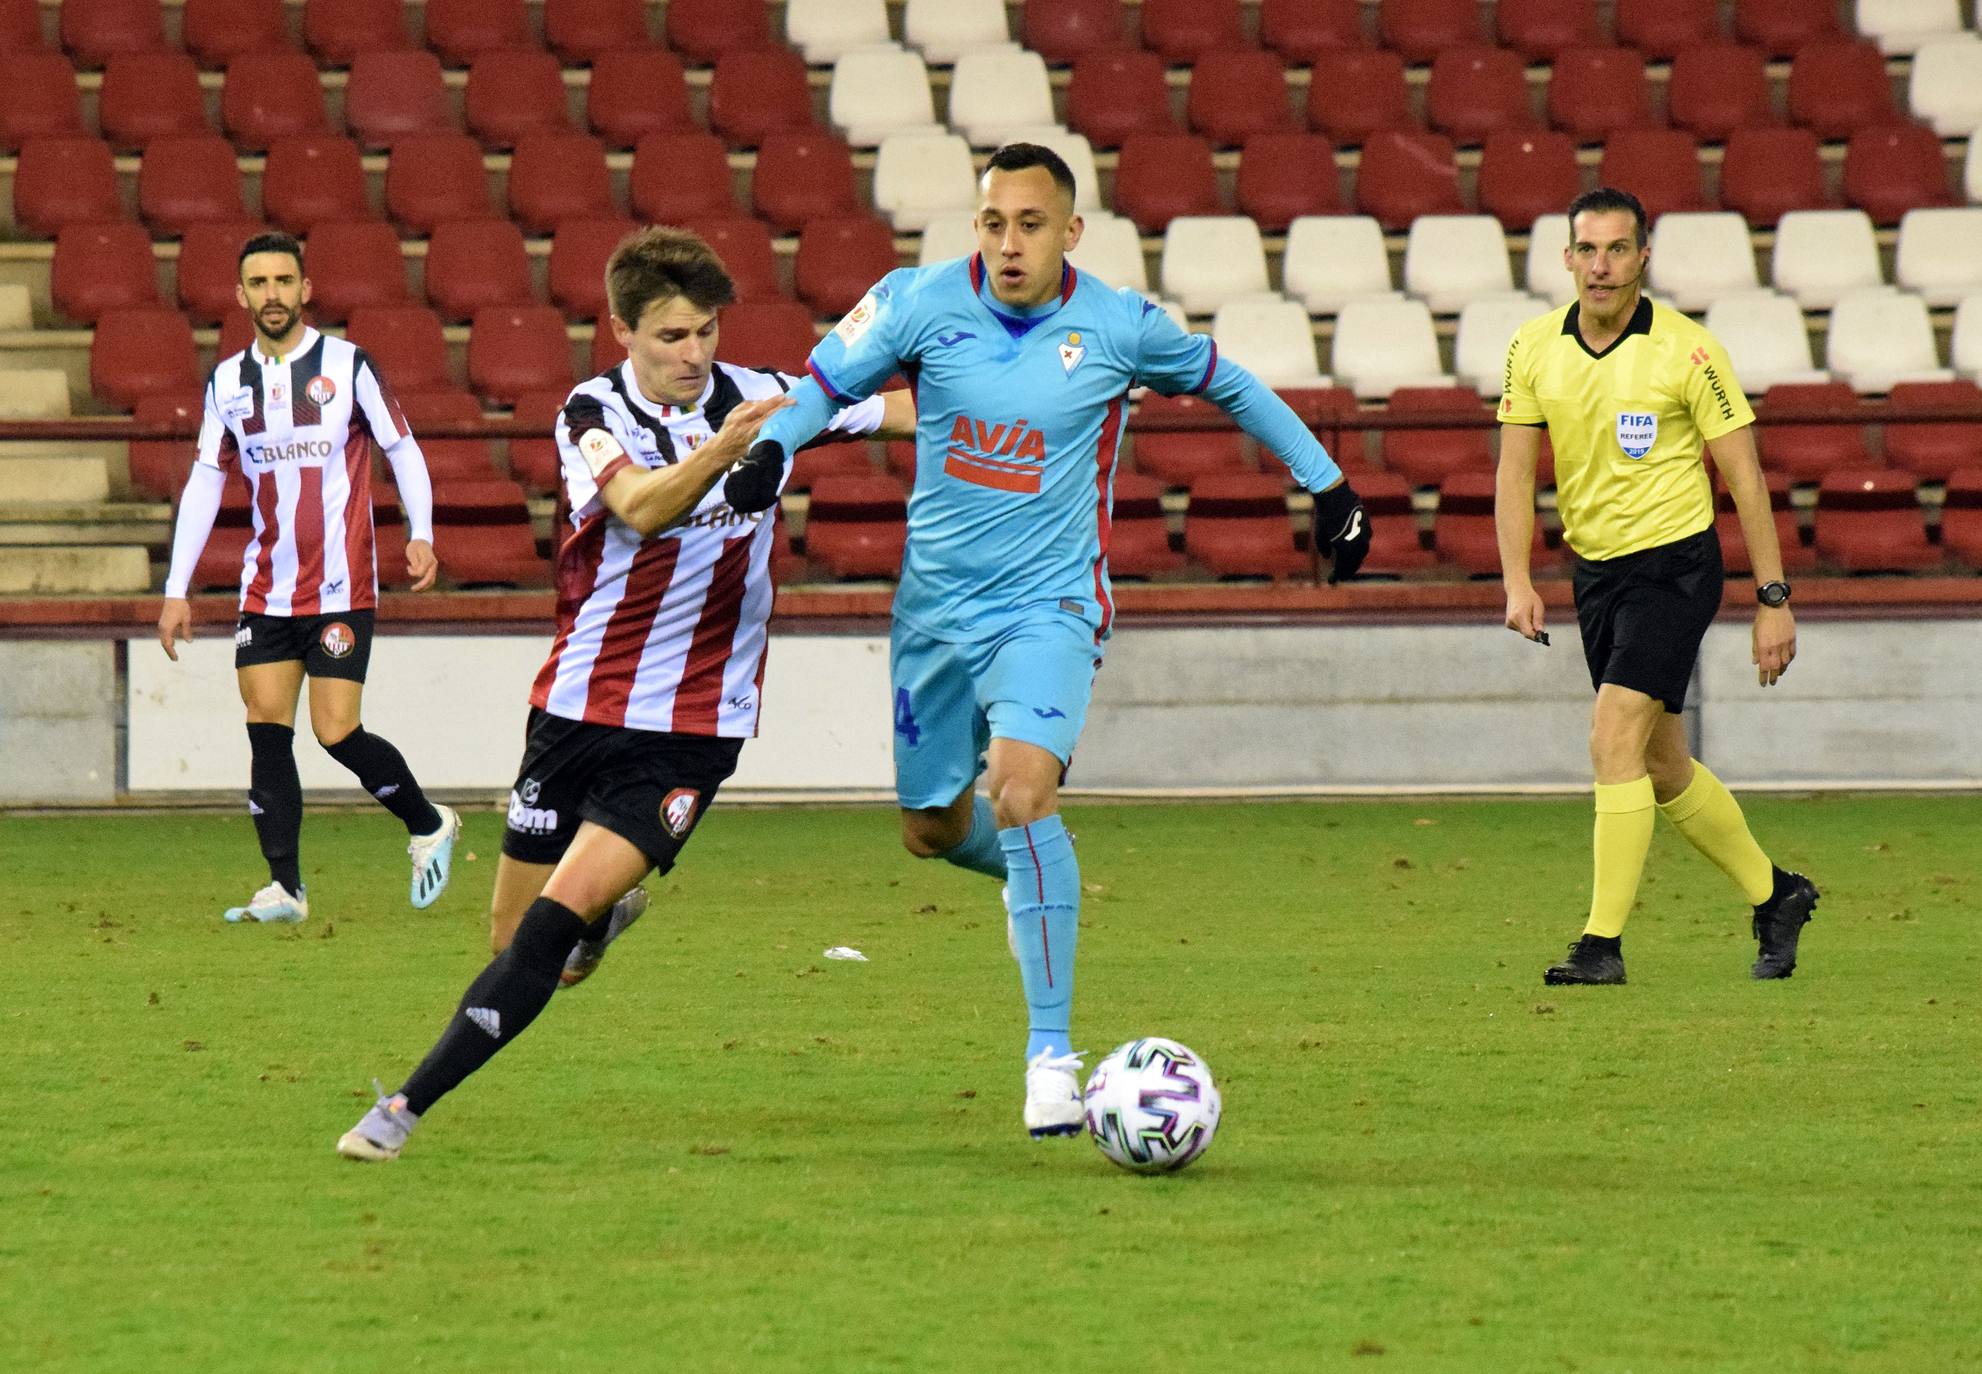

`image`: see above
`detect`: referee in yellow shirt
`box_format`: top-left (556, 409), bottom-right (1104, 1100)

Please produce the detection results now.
top-left (1496, 187), bottom-right (1818, 986)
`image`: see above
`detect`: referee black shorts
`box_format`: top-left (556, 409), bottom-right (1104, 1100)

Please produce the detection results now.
top-left (1570, 526), bottom-right (1723, 714)
top-left (500, 706), bottom-right (743, 872)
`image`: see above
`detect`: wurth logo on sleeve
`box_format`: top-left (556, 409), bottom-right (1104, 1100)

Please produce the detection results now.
top-left (942, 414), bottom-right (1047, 493)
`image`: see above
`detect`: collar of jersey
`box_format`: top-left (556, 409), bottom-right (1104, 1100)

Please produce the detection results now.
top-left (618, 361), bottom-right (711, 418)
top-left (252, 325), bottom-right (317, 367)
top-left (1561, 295), bottom-right (1652, 361)
top-left (969, 256), bottom-right (1075, 340)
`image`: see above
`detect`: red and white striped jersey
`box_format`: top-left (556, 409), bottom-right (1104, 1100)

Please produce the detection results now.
top-left (194, 327), bottom-right (427, 615)
top-left (531, 359), bottom-right (884, 737)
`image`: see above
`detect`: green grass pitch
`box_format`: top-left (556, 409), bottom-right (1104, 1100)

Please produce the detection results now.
top-left (3, 796), bottom-right (1979, 1373)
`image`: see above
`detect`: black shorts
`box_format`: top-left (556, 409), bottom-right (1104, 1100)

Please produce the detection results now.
top-left (234, 609), bottom-right (375, 681)
top-left (500, 706), bottom-right (744, 872)
top-left (1571, 527), bottom-right (1723, 713)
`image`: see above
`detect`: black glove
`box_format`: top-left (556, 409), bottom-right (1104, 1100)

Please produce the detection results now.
top-left (722, 438), bottom-right (787, 514)
top-left (1312, 480), bottom-right (1369, 585)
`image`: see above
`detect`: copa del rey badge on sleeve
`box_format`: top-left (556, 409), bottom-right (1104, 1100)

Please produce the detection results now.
top-left (1615, 411), bottom-right (1657, 459)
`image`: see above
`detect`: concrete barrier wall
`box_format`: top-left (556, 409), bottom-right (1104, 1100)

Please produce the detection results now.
top-left (0, 640), bottom-right (118, 802)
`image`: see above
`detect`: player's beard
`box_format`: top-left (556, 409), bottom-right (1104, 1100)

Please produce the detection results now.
top-left (255, 304), bottom-right (299, 342)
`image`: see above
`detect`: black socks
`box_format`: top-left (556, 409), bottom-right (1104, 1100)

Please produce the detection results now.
top-left (322, 725), bottom-right (443, 835)
top-left (246, 721), bottom-right (303, 894)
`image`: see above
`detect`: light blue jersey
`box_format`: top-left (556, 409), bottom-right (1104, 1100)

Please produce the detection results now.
top-left (759, 255), bottom-right (1343, 643)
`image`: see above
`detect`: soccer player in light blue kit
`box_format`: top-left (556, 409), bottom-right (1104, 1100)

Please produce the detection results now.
top-left (725, 145), bottom-right (1372, 1138)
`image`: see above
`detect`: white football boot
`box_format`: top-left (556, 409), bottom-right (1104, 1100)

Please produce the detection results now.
top-left (561, 885), bottom-right (650, 987)
top-left (336, 1080), bottom-right (420, 1162)
top-left (222, 881), bottom-right (308, 924)
top-left (1023, 1049), bottom-right (1086, 1139)
top-left (407, 804), bottom-right (461, 909)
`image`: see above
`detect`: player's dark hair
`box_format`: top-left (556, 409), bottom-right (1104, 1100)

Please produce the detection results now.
top-left (983, 142), bottom-right (1078, 207)
top-left (1566, 187), bottom-right (1649, 248)
top-left (606, 225), bottom-right (737, 327)
top-left (238, 230), bottom-right (304, 276)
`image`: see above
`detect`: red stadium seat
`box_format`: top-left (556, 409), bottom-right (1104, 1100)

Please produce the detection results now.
top-left (182, 0), bottom-right (290, 66)
top-left (1132, 394), bottom-right (1246, 486)
top-left (216, 309), bottom-right (257, 361)
top-left (1814, 468), bottom-right (1938, 572)
top-left (1107, 472), bottom-right (1184, 578)
top-left (718, 300), bottom-right (819, 376)
top-left (302, 218), bottom-right (409, 323)
top-left (1614, 0), bottom-right (1721, 59)
top-left (1426, 46), bottom-right (1536, 146)
top-left (664, 0), bottom-right (771, 65)
top-left (1843, 124), bottom-right (1955, 226)
top-left (1596, 130), bottom-right (1707, 221)
top-left (1378, 0), bottom-right (1483, 64)
top-left (1477, 130), bottom-right (1580, 232)
top-left (1714, 468), bottom-right (1815, 575)
top-left (345, 49), bottom-right (453, 149)
top-left (423, 0), bottom-right (532, 66)
top-left (586, 49), bottom-right (692, 149)
top-left (1734, 0), bottom-right (1838, 57)
top-left (438, 518), bottom-right (548, 588)
top-left (465, 49), bottom-right (570, 150)
top-left (882, 439), bottom-right (916, 484)
top-left (1184, 474), bottom-right (1308, 579)
top-left (1545, 47), bottom-right (1653, 144)
top-left (803, 474), bottom-right (908, 580)
top-left (1066, 48), bottom-right (1176, 150)
top-left (383, 132), bottom-right (491, 234)
top-left (469, 305), bottom-right (573, 405)
top-left (1940, 468), bottom-right (1982, 568)
top-left (220, 51), bottom-right (330, 151)
top-left (304, 0), bottom-right (409, 66)
top-left (0, 52), bottom-right (83, 152)
top-left (1236, 132), bottom-right (1341, 232)
top-left (630, 131), bottom-right (738, 223)
top-left (137, 134), bottom-right (244, 235)
top-left (175, 219), bottom-right (267, 323)
top-left (1667, 44), bottom-right (1771, 143)
top-left (193, 524), bottom-right (254, 592)
top-left (91, 306), bottom-right (199, 410)
top-left (509, 132), bottom-right (615, 236)
top-left (547, 216), bottom-right (636, 320)
top-left (1882, 380), bottom-right (1982, 483)
top-left (431, 475), bottom-right (530, 525)
top-left (128, 393), bottom-right (203, 499)
top-left (795, 216), bottom-right (898, 317)
top-left (1021, 0), bottom-right (1126, 65)
top-left (1381, 386), bottom-right (1494, 487)
top-left (423, 218), bottom-right (533, 321)
top-left (1496, 0), bottom-right (1597, 61)
top-left (1113, 132), bottom-right (1220, 233)
top-left (1786, 40), bottom-right (1895, 141)
top-left (348, 305), bottom-right (456, 395)
top-left (507, 387), bottom-right (568, 493)
top-left (52, 221), bottom-right (158, 324)
top-left (1354, 130), bottom-right (1464, 231)
top-left (708, 48), bottom-right (815, 148)
top-left (1756, 381), bottom-right (1870, 482)
top-left (263, 135), bottom-right (375, 235)
top-left (753, 130), bottom-right (859, 235)
top-left (397, 389), bottom-right (497, 479)
top-left (681, 215), bottom-right (784, 302)
top-left (1260, 0), bottom-right (1365, 64)
top-left (1435, 469), bottom-right (1545, 576)
top-left (1352, 470), bottom-right (1438, 574)
top-left (1305, 49), bottom-right (1413, 146)
top-left (97, 51), bottom-right (207, 150)
top-left (12, 136), bottom-right (121, 237)
top-left (0, 0), bottom-right (42, 52)
top-left (1187, 49), bottom-right (1295, 147)
top-left (589, 314), bottom-right (624, 373)
top-left (1720, 126), bottom-right (1829, 227)
top-left (60, 0), bottom-right (164, 68)
top-left (544, 0), bottom-right (650, 64)
top-left (1140, 0), bottom-right (1243, 64)
top-left (787, 442), bottom-right (876, 494)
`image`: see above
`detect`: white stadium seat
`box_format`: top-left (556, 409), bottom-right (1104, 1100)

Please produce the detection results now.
top-left (786, 0), bottom-right (892, 64)
top-left (1951, 294), bottom-right (1982, 383)
top-left (1854, 0), bottom-right (1964, 56)
top-left (903, 0), bottom-right (1012, 63)
top-left (1402, 215), bottom-right (1514, 314)
top-left (917, 210), bottom-right (979, 265)
top-left (1211, 297), bottom-right (1329, 388)
top-left (1770, 209), bottom-right (1884, 311)
top-left (1647, 212), bottom-right (1759, 312)
top-left (1159, 216), bottom-right (1269, 316)
top-left (829, 48), bottom-right (939, 148)
top-left (1281, 215), bottom-right (1397, 315)
top-left (1454, 293), bottom-right (1547, 398)
top-left (1524, 214), bottom-right (1576, 307)
top-left (1826, 288), bottom-right (1955, 393)
top-left (1703, 291), bottom-right (1829, 391)
top-left (872, 130), bottom-right (977, 230)
top-left (1906, 34), bottom-right (1982, 136)
top-left (1967, 133), bottom-right (1982, 202)
top-left (1066, 211), bottom-right (1149, 292)
top-left (1894, 206), bottom-right (1982, 306)
top-left (994, 125), bottom-right (1103, 210)
top-left (1330, 297), bottom-right (1454, 399)
top-left (948, 48), bottom-right (1055, 147)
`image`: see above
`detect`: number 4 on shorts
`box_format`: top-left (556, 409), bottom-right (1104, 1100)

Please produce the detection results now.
top-left (893, 688), bottom-right (920, 747)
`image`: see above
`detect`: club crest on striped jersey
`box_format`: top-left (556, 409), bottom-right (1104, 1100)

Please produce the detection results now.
top-left (1058, 331), bottom-right (1085, 374)
top-left (660, 788), bottom-right (699, 839)
top-left (942, 415), bottom-right (1046, 493)
top-left (305, 375), bottom-right (337, 406)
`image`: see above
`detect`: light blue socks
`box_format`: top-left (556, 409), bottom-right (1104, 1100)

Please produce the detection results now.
top-left (937, 793), bottom-right (1007, 879)
top-left (1000, 815), bottom-right (1079, 1062)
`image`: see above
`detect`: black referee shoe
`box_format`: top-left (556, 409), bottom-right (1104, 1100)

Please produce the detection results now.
top-left (1751, 868), bottom-right (1820, 980)
top-left (1543, 934), bottom-right (1625, 985)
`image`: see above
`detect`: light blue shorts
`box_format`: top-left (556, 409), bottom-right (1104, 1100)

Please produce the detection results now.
top-left (888, 613), bottom-right (1101, 811)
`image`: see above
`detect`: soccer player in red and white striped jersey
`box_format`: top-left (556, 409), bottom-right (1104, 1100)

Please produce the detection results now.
top-left (158, 232), bottom-right (461, 926)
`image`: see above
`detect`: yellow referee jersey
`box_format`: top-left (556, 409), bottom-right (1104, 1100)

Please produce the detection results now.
top-left (1499, 296), bottom-right (1754, 561)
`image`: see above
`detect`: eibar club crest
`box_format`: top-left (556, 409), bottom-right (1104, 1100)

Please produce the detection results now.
top-left (1058, 331), bottom-right (1085, 373)
top-left (1614, 411), bottom-right (1657, 459)
top-left (660, 788), bottom-right (699, 839)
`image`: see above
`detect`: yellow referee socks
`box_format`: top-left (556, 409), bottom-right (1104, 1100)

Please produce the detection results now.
top-left (1586, 776), bottom-right (1656, 939)
top-left (1658, 760), bottom-right (1776, 905)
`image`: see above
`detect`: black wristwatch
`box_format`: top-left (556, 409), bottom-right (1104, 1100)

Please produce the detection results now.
top-left (1756, 580), bottom-right (1792, 607)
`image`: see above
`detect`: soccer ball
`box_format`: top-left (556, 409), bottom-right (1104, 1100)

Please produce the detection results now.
top-left (1083, 1037), bottom-right (1222, 1174)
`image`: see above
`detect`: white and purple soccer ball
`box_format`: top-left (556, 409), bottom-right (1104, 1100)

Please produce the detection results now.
top-left (1083, 1037), bottom-right (1222, 1174)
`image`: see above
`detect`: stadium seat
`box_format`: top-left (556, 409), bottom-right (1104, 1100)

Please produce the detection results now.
top-left (785, 0), bottom-right (890, 65)
top-left (1596, 130), bottom-right (1707, 221)
top-left (1545, 46), bottom-right (1653, 144)
top-left (1754, 381), bottom-right (1870, 481)
top-left (1523, 214), bottom-right (1575, 306)
top-left (829, 47), bottom-right (939, 149)
top-left (1967, 135), bottom-right (1982, 202)
top-left (1020, 0), bottom-right (1125, 65)
top-left (1142, 0), bottom-right (1244, 63)
top-left (1844, 124), bottom-right (1956, 226)
top-left (193, 525), bottom-right (253, 592)
top-left (794, 216), bottom-right (898, 317)
top-left (469, 306), bottom-right (573, 407)
top-left (1332, 298), bottom-right (1452, 398)
top-left (1211, 297), bottom-right (1327, 388)
top-left (664, 0), bottom-right (771, 64)
top-left (303, 0), bottom-right (409, 66)
top-left (127, 393), bottom-right (203, 498)
top-left (182, 0), bottom-right (290, 65)
top-left (438, 519), bottom-right (548, 588)
top-left (1857, 0), bottom-right (1965, 56)
top-left (215, 307), bottom-right (257, 361)
top-left (1187, 49), bottom-right (1296, 148)
top-left (97, 51), bottom-right (206, 150)
top-left (431, 476), bottom-right (532, 529)
top-left (1954, 294), bottom-right (1982, 384)
top-left (1066, 49), bottom-right (1176, 149)
top-left (383, 133), bottom-right (490, 234)
top-left (1064, 211), bottom-right (1149, 292)
top-left (1105, 472), bottom-right (1184, 579)
top-left (1378, 0), bottom-right (1484, 64)
top-left (1732, 0), bottom-right (1838, 56)
top-left (544, 0), bottom-right (650, 64)
top-left (348, 306), bottom-right (456, 396)
top-left (1184, 473), bottom-right (1308, 580)
top-left (1908, 34), bottom-right (1982, 138)
top-left (505, 387), bottom-right (568, 492)
top-left (423, 0), bottom-right (533, 66)
top-left (1343, 470), bottom-right (1433, 574)
top-left (1719, 126), bottom-right (1829, 227)
top-left (1771, 210), bottom-right (1883, 310)
top-left (1713, 469), bottom-right (1814, 576)
top-left (220, 52), bottom-right (329, 151)
top-left (718, 300), bottom-right (819, 376)
top-left (306, 219), bottom-right (410, 323)
top-left (1614, 0), bottom-right (1721, 59)
top-left (1426, 46), bottom-right (1534, 146)
top-left (1006, 127), bottom-right (1103, 211)
top-left (1282, 215), bottom-right (1398, 315)
top-left (0, 0), bottom-right (36, 50)
top-left (60, 0), bottom-right (165, 68)
top-left (136, 134), bottom-right (245, 235)
top-left (1435, 469), bottom-right (1542, 575)
top-left (1787, 40), bottom-right (1896, 140)
top-left (1702, 291), bottom-right (1828, 391)
top-left (753, 130), bottom-right (859, 235)
top-left (1940, 467), bottom-right (1982, 566)
top-left (424, 218), bottom-right (533, 322)
top-left (629, 131), bottom-right (737, 224)
top-left (1646, 212), bottom-right (1759, 311)
top-left (708, 49), bottom-right (817, 148)
top-left (1305, 49), bottom-right (1413, 146)
top-left (12, 136), bottom-right (121, 237)
top-left (1237, 133), bottom-right (1342, 231)
top-left (1826, 288), bottom-right (1956, 393)
top-left (174, 219), bottom-right (265, 323)
top-left (1132, 393), bottom-right (1246, 487)
top-left (1260, 0), bottom-right (1364, 64)
top-left (1476, 131), bottom-right (1579, 234)
top-left (0, 52), bottom-right (85, 152)
top-left (1453, 293), bottom-right (1547, 397)
top-left (871, 130), bottom-right (977, 232)
top-left (547, 216), bottom-right (635, 321)
top-left (1159, 217), bottom-right (1269, 316)
top-left (802, 474), bottom-right (908, 580)
top-left (1813, 467), bottom-right (1938, 571)
top-left (1115, 133), bottom-right (1221, 234)
top-left (787, 441), bottom-right (877, 495)
top-left (263, 135), bottom-right (374, 235)
top-left (1354, 130), bottom-right (1464, 231)
top-left (344, 49), bottom-right (452, 150)
top-left (1402, 215), bottom-right (1514, 314)
top-left (508, 133), bottom-right (615, 236)
top-left (1667, 44), bottom-right (1771, 143)
top-left (950, 48), bottom-right (1057, 149)
top-left (586, 49), bottom-right (693, 149)
top-left (1380, 386), bottom-right (1494, 487)
top-left (399, 389), bottom-right (499, 480)
top-left (1881, 379), bottom-right (1982, 482)
top-left (465, 49), bottom-right (570, 150)
top-left (1893, 207), bottom-right (1982, 307)
top-left (91, 306), bottom-right (199, 410)
top-left (680, 216), bottom-right (784, 303)
top-left (1496, 0), bottom-right (1598, 60)
top-left (919, 210), bottom-right (980, 266)
top-left (904, 0), bottom-right (1010, 63)
top-left (52, 221), bottom-right (157, 324)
